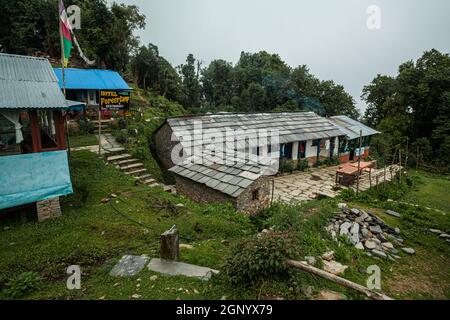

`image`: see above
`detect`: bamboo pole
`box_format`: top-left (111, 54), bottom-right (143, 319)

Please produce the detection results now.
top-left (356, 130), bottom-right (362, 194)
top-left (98, 108), bottom-right (102, 155)
top-left (286, 260), bottom-right (393, 300)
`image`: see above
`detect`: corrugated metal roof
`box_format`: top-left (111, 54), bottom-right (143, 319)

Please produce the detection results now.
top-left (0, 53), bottom-right (68, 109)
top-left (329, 116), bottom-right (380, 140)
top-left (169, 152), bottom-right (274, 198)
top-left (53, 68), bottom-right (131, 90)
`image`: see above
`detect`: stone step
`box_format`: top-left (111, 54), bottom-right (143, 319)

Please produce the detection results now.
top-left (106, 147), bottom-right (126, 155)
top-left (115, 158), bottom-right (140, 166)
top-left (138, 174), bottom-right (153, 180)
top-left (148, 183), bottom-right (160, 188)
top-left (107, 153), bottom-right (131, 162)
top-left (120, 163), bottom-right (144, 171)
top-left (126, 168), bottom-right (148, 176)
top-left (144, 178), bottom-right (157, 184)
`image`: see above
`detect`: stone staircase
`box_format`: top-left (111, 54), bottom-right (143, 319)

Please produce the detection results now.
top-left (94, 119), bottom-right (112, 133)
top-left (105, 149), bottom-right (176, 194)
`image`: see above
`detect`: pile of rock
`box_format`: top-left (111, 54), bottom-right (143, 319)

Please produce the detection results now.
top-left (325, 204), bottom-right (415, 261)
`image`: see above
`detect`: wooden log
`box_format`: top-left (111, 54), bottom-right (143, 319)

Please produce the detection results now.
top-left (286, 259), bottom-right (393, 300)
top-left (160, 225), bottom-right (179, 261)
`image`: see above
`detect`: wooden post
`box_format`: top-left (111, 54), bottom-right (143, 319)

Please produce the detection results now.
top-left (160, 225), bottom-right (179, 261)
top-left (98, 108), bottom-right (102, 155)
top-left (405, 137), bottom-right (409, 170)
top-left (356, 130), bottom-right (362, 194)
top-left (416, 145), bottom-right (419, 170)
top-left (287, 260), bottom-right (393, 300)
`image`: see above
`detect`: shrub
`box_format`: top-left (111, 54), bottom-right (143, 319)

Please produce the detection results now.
top-left (322, 157), bottom-right (340, 167)
top-left (297, 159), bottom-right (309, 171)
top-left (280, 159), bottom-right (294, 173)
top-left (118, 118), bottom-right (127, 130)
top-left (115, 131), bottom-right (128, 144)
top-left (223, 231), bottom-right (297, 286)
top-left (5, 272), bottom-right (42, 299)
top-left (78, 118), bottom-right (94, 134)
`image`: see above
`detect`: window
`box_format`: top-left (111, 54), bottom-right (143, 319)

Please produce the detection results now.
top-left (252, 188), bottom-right (260, 201)
top-left (0, 114), bottom-right (19, 156)
top-left (298, 141), bottom-right (306, 159)
top-left (280, 143), bottom-right (293, 159)
top-left (37, 110), bottom-right (58, 149)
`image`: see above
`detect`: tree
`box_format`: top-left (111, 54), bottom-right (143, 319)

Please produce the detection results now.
top-left (362, 49), bottom-right (450, 171)
top-left (201, 59), bottom-right (234, 108)
top-left (178, 54), bottom-right (202, 109)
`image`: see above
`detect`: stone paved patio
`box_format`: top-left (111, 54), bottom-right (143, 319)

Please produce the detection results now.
top-left (274, 164), bottom-right (402, 203)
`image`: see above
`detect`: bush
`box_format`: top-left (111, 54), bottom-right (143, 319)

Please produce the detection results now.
top-left (322, 157), bottom-right (340, 167)
top-left (223, 231), bottom-right (297, 286)
top-left (118, 118), bottom-right (127, 130)
top-left (5, 272), bottom-right (42, 299)
top-left (280, 159), bottom-right (294, 173)
top-left (115, 131), bottom-right (128, 144)
top-left (297, 159), bottom-right (309, 171)
top-left (78, 118), bottom-right (94, 134)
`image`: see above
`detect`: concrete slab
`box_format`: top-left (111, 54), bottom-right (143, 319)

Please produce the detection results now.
top-left (147, 258), bottom-right (219, 281)
top-left (110, 254), bottom-right (150, 277)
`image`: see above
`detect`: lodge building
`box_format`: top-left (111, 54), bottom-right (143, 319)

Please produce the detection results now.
top-left (152, 112), bottom-right (379, 214)
top-left (0, 53), bottom-right (75, 221)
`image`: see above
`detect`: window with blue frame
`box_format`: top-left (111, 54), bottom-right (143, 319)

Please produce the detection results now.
top-left (280, 143), bottom-right (293, 159)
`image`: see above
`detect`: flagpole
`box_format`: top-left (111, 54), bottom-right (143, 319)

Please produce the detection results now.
top-left (59, 1), bottom-right (70, 156)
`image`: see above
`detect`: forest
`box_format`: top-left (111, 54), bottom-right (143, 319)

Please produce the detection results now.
top-left (1, 0), bottom-right (449, 171)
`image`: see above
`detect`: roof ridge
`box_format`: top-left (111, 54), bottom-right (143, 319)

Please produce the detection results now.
top-left (0, 53), bottom-right (48, 61)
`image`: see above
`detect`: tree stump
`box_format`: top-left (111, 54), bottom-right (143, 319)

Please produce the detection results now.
top-left (160, 225), bottom-right (179, 261)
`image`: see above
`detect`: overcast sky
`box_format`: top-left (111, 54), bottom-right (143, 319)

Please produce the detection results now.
top-left (110, 0), bottom-right (450, 113)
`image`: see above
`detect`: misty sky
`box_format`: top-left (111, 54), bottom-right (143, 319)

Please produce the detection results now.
top-left (110, 0), bottom-right (450, 113)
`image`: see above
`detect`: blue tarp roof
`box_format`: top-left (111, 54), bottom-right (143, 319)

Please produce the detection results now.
top-left (53, 68), bottom-right (131, 90)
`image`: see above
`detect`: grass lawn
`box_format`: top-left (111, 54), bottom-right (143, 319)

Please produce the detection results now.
top-left (69, 134), bottom-right (98, 148)
top-left (0, 153), bottom-right (448, 300)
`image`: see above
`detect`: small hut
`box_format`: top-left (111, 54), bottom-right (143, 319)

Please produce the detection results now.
top-left (0, 53), bottom-right (74, 221)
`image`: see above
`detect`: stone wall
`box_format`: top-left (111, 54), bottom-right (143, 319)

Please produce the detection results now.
top-left (174, 176), bottom-right (232, 205)
top-left (174, 175), bottom-right (273, 215)
top-left (36, 197), bottom-right (62, 222)
top-left (152, 122), bottom-right (179, 170)
top-left (234, 176), bottom-right (273, 215)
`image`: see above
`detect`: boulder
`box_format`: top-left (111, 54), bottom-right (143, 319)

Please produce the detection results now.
top-left (337, 203), bottom-right (347, 209)
top-left (321, 251), bottom-right (335, 261)
top-left (322, 260), bottom-right (348, 275)
top-left (372, 249), bottom-right (387, 259)
top-left (381, 242), bottom-right (394, 250)
top-left (355, 242), bottom-right (364, 250)
top-left (349, 223), bottom-right (360, 244)
top-left (350, 208), bottom-right (360, 215)
top-left (401, 247), bottom-right (415, 255)
top-left (305, 256), bottom-right (317, 266)
top-left (369, 225), bottom-right (382, 234)
top-left (364, 240), bottom-right (378, 250)
top-left (385, 210), bottom-right (401, 218)
top-left (339, 222), bottom-right (351, 237)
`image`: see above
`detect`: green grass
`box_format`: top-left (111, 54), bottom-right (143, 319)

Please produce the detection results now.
top-left (403, 170), bottom-right (450, 213)
top-left (69, 134), bottom-right (98, 148)
top-left (0, 154), bottom-right (448, 300)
